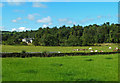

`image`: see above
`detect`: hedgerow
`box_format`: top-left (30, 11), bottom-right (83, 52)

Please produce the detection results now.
top-left (1, 51), bottom-right (120, 58)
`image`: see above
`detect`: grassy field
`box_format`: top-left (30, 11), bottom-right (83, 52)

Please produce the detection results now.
top-left (2, 44), bottom-right (118, 53)
top-left (2, 54), bottom-right (118, 81)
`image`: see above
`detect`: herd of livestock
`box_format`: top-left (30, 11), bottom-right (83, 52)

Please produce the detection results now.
top-left (72, 47), bottom-right (119, 52)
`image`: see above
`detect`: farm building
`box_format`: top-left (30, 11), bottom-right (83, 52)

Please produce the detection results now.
top-left (22, 38), bottom-right (34, 43)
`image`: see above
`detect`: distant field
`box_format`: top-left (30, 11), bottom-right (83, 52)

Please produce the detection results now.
top-left (2, 54), bottom-right (118, 81)
top-left (2, 44), bottom-right (119, 53)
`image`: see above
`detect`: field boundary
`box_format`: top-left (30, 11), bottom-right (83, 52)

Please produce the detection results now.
top-left (1, 51), bottom-right (120, 58)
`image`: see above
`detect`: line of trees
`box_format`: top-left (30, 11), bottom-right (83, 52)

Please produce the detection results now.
top-left (2, 22), bottom-right (120, 46)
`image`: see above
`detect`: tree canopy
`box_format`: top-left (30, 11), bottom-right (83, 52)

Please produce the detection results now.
top-left (2, 22), bottom-right (120, 46)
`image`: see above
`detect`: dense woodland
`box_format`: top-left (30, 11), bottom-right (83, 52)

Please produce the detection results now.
top-left (2, 22), bottom-right (120, 46)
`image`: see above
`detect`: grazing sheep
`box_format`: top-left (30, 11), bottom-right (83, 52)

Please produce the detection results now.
top-left (72, 49), bottom-right (77, 51)
top-left (115, 47), bottom-right (118, 49)
top-left (113, 48), bottom-right (119, 51)
top-left (58, 51), bottom-right (61, 53)
top-left (117, 49), bottom-right (120, 51)
top-left (113, 49), bottom-right (116, 51)
top-left (89, 47), bottom-right (92, 50)
top-left (72, 49), bottom-right (88, 51)
top-left (100, 50), bottom-right (103, 52)
top-left (109, 47), bottom-right (111, 49)
top-left (78, 49), bottom-right (88, 51)
top-left (95, 50), bottom-right (98, 52)
top-left (90, 50), bottom-right (94, 52)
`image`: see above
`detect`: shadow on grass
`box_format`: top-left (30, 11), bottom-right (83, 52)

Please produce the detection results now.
top-left (51, 63), bottom-right (63, 67)
top-left (89, 79), bottom-right (97, 81)
top-left (75, 78), bottom-right (97, 81)
top-left (105, 57), bottom-right (113, 59)
top-left (85, 59), bottom-right (94, 61)
top-left (22, 69), bottom-right (38, 74)
top-left (81, 56), bottom-right (89, 58)
top-left (60, 71), bottom-right (77, 81)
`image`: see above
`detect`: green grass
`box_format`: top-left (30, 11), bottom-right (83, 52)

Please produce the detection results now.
top-left (2, 44), bottom-right (118, 53)
top-left (2, 54), bottom-right (118, 81)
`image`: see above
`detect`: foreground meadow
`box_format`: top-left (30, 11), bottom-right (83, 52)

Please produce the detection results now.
top-left (2, 54), bottom-right (118, 81)
top-left (2, 44), bottom-right (118, 53)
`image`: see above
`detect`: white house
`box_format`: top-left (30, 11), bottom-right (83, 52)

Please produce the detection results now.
top-left (22, 38), bottom-right (34, 43)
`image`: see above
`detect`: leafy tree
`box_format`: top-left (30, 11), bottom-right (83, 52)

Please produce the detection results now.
top-left (2, 22), bottom-right (120, 46)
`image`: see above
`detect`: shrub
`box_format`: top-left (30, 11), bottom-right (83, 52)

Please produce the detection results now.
top-left (21, 50), bottom-right (26, 53)
top-left (42, 51), bottom-right (50, 57)
top-left (2, 51), bottom-right (120, 58)
top-left (20, 42), bottom-right (27, 45)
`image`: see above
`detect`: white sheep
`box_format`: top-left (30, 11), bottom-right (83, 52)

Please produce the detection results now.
top-left (89, 47), bottom-right (92, 50)
top-left (100, 50), bottom-right (103, 52)
top-left (58, 51), bottom-right (61, 53)
top-left (109, 47), bottom-right (111, 49)
top-left (77, 49), bottom-right (78, 51)
top-left (90, 50), bottom-right (93, 52)
top-left (115, 47), bottom-right (118, 49)
top-left (95, 50), bottom-right (98, 52)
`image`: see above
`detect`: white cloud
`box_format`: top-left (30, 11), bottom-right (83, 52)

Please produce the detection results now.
top-left (58, 18), bottom-right (74, 25)
top-left (11, 28), bottom-right (17, 31)
top-left (4, 0), bottom-right (25, 2)
top-left (29, 0), bottom-right (50, 2)
top-left (32, 2), bottom-right (47, 8)
top-left (28, 14), bottom-right (35, 20)
top-left (12, 14), bottom-right (40, 23)
top-left (2, 0), bottom-right (119, 2)
top-left (0, 26), bottom-right (4, 30)
top-left (42, 22), bottom-right (52, 28)
top-left (14, 10), bottom-right (24, 13)
top-left (48, 22), bottom-right (52, 25)
top-left (0, 3), bottom-right (4, 7)
top-left (17, 17), bottom-right (22, 20)
top-left (58, 18), bottom-right (67, 22)
top-left (11, 27), bottom-right (30, 32)
top-left (97, 16), bottom-right (102, 19)
top-left (37, 16), bottom-right (52, 23)
top-left (12, 17), bottom-right (22, 23)
top-left (2, 0), bottom-right (51, 2)
top-left (27, 13), bottom-right (40, 20)
top-left (67, 20), bottom-right (73, 24)
top-left (79, 15), bottom-right (114, 24)
top-left (0, 16), bottom-right (2, 21)
top-left (0, 26), bottom-right (4, 29)
top-left (117, 14), bottom-right (120, 17)
top-left (80, 18), bottom-right (95, 24)
top-left (8, 2), bottom-right (24, 6)
top-left (18, 27), bottom-right (29, 31)
top-left (12, 19), bottom-right (17, 22)
top-left (96, 15), bottom-right (112, 19)
top-left (6, 0), bottom-right (25, 6)
top-left (42, 24), bottom-right (48, 28)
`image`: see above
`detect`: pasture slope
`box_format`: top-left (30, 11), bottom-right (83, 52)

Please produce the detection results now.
top-left (2, 43), bottom-right (118, 53)
top-left (2, 54), bottom-right (118, 81)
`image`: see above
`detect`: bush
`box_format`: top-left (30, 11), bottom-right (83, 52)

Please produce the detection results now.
top-left (2, 51), bottom-right (120, 58)
top-left (21, 50), bottom-right (26, 53)
top-left (20, 42), bottom-right (27, 45)
top-left (42, 51), bottom-right (50, 57)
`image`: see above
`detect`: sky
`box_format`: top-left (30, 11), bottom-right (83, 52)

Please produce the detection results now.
top-left (0, 1), bottom-right (118, 31)
top-left (1, 0), bottom-right (120, 2)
